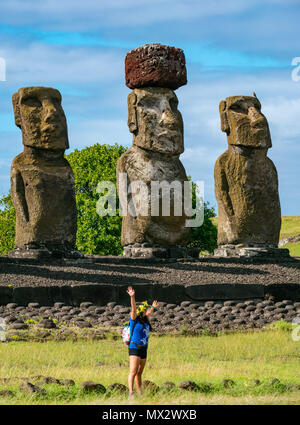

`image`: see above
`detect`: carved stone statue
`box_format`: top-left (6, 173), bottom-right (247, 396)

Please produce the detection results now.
top-left (10, 86), bottom-right (81, 259)
top-left (214, 94), bottom-right (289, 258)
top-left (117, 44), bottom-right (190, 258)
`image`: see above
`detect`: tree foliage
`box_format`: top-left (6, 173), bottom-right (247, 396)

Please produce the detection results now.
top-left (0, 142), bottom-right (217, 255)
top-left (0, 193), bottom-right (16, 254)
top-left (66, 143), bottom-right (127, 255)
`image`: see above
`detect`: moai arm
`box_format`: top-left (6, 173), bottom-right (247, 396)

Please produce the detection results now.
top-left (11, 167), bottom-right (29, 223)
top-left (116, 154), bottom-right (128, 216)
top-left (214, 156), bottom-right (234, 219)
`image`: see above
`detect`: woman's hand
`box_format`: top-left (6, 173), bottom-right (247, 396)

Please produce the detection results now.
top-left (146, 300), bottom-right (159, 317)
top-left (127, 286), bottom-right (135, 297)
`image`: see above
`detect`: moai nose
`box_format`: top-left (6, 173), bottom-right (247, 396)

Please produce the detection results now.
top-left (160, 101), bottom-right (176, 126)
top-left (248, 106), bottom-right (265, 127)
top-left (43, 100), bottom-right (59, 123)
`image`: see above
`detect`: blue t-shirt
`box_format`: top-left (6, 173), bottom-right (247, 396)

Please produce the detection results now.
top-left (129, 316), bottom-right (150, 349)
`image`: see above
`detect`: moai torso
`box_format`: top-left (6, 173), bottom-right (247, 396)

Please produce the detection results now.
top-left (117, 45), bottom-right (190, 250)
top-left (11, 86), bottom-right (77, 253)
top-left (11, 149), bottom-right (77, 248)
top-left (118, 144), bottom-right (189, 246)
top-left (215, 95), bottom-right (281, 247)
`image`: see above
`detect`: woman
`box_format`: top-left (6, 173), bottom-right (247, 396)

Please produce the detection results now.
top-left (126, 286), bottom-right (158, 398)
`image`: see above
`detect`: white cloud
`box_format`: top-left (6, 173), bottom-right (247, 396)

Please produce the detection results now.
top-left (0, 37), bottom-right (299, 213)
top-left (1, 42), bottom-right (124, 84)
top-left (0, 1), bottom-right (256, 30)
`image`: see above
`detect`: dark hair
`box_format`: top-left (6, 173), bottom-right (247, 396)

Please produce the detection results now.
top-left (138, 314), bottom-right (152, 331)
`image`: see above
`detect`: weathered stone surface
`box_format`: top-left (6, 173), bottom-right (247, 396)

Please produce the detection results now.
top-left (9, 321), bottom-right (28, 330)
top-left (222, 379), bottom-right (235, 388)
top-left (214, 95), bottom-right (282, 250)
top-left (37, 319), bottom-right (56, 329)
top-left (20, 381), bottom-right (46, 394)
top-left (117, 87), bottom-right (190, 249)
top-left (80, 302), bottom-right (93, 309)
top-left (142, 380), bottom-right (159, 393)
top-left (60, 379), bottom-right (75, 386)
top-left (10, 86), bottom-right (81, 259)
top-left (28, 302), bottom-right (40, 308)
top-left (123, 245), bottom-right (189, 259)
top-left (178, 380), bottom-right (198, 391)
top-left (81, 381), bottom-right (106, 393)
top-left (125, 44), bottom-right (187, 90)
top-left (6, 303), bottom-right (18, 309)
top-left (214, 246), bottom-right (290, 258)
top-left (197, 382), bottom-right (213, 392)
top-left (74, 320), bottom-right (92, 328)
top-left (161, 381), bottom-right (176, 391)
top-left (0, 390), bottom-right (13, 397)
top-left (107, 383), bottom-right (128, 394)
top-left (38, 376), bottom-right (61, 385)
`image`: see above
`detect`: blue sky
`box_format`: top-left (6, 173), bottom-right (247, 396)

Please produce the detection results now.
top-left (0, 0), bottom-right (299, 215)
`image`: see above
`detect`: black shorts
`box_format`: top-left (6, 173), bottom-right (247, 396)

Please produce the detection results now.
top-left (128, 346), bottom-right (148, 359)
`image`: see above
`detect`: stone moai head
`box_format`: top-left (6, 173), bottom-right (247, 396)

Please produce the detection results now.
top-left (127, 87), bottom-right (184, 154)
top-left (125, 43), bottom-right (187, 155)
top-left (12, 86), bottom-right (69, 150)
top-left (219, 95), bottom-right (272, 149)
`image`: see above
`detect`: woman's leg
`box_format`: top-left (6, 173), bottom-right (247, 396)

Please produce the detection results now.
top-left (134, 358), bottom-right (147, 395)
top-left (128, 355), bottom-right (140, 395)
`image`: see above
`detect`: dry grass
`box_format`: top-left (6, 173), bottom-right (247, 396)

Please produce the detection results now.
top-left (0, 328), bottom-right (299, 404)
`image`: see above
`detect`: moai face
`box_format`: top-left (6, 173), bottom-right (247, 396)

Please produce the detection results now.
top-left (12, 87), bottom-right (69, 150)
top-left (219, 95), bottom-right (272, 149)
top-left (128, 87), bottom-right (184, 155)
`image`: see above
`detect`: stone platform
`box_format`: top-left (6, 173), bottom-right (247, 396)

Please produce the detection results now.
top-left (0, 255), bottom-right (299, 307)
top-left (1, 298), bottom-right (300, 335)
top-left (214, 245), bottom-right (290, 258)
top-left (122, 245), bottom-right (191, 259)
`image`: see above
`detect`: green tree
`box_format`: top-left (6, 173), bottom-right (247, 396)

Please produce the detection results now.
top-left (0, 143), bottom-right (217, 255)
top-left (66, 143), bottom-right (127, 255)
top-left (0, 192), bottom-right (16, 254)
top-left (185, 180), bottom-right (218, 253)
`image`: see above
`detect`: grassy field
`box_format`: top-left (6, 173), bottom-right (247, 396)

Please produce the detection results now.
top-left (280, 216), bottom-right (300, 256)
top-left (280, 216), bottom-right (300, 240)
top-left (211, 216), bottom-right (300, 256)
top-left (0, 327), bottom-right (299, 405)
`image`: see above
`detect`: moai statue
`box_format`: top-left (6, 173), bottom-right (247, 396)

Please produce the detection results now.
top-left (10, 86), bottom-right (82, 259)
top-left (117, 44), bottom-right (191, 258)
top-left (214, 94), bottom-right (289, 258)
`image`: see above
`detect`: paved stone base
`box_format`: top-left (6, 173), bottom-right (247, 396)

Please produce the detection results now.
top-left (123, 244), bottom-right (191, 259)
top-left (0, 282), bottom-right (299, 307)
top-left (1, 298), bottom-right (299, 333)
top-left (8, 245), bottom-right (84, 260)
top-left (214, 245), bottom-right (290, 259)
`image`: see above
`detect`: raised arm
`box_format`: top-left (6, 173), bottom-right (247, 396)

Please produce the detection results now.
top-left (127, 286), bottom-right (137, 320)
top-left (146, 300), bottom-right (159, 317)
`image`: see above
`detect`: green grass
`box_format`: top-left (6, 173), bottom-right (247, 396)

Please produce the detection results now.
top-left (280, 216), bottom-right (300, 240)
top-left (283, 243), bottom-right (300, 257)
top-left (279, 216), bottom-right (300, 256)
top-left (0, 328), bottom-right (300, 404)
